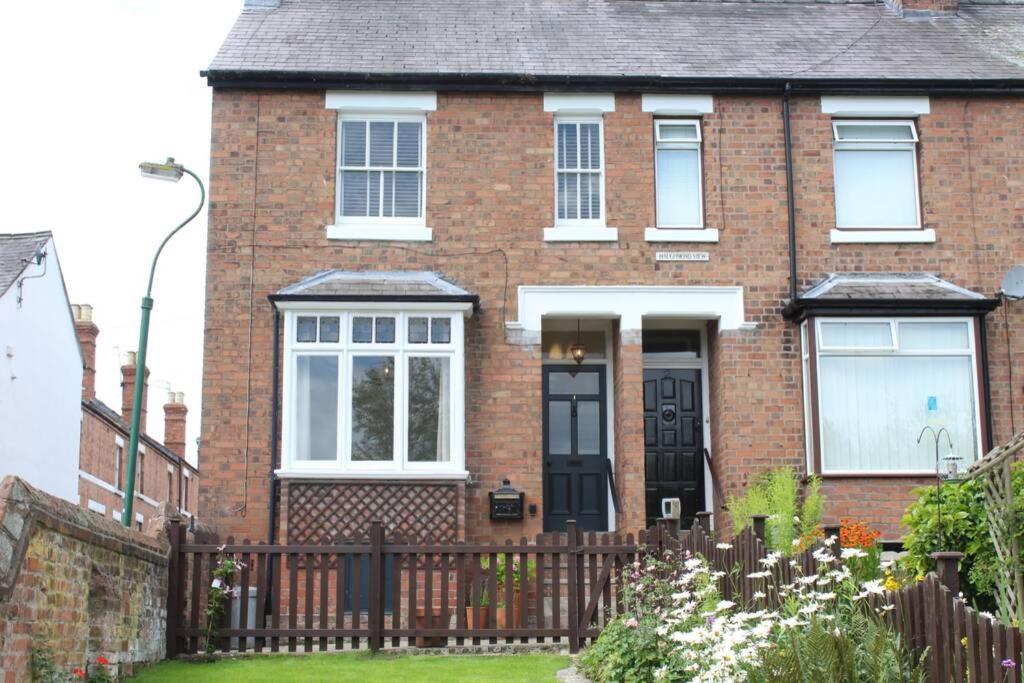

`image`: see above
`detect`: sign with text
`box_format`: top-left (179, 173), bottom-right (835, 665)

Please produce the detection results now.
top-left (655, 251), bottom-right (710, 262)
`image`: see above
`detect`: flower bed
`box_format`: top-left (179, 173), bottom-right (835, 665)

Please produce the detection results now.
top-left (578, 539), bottom-right (924, 682)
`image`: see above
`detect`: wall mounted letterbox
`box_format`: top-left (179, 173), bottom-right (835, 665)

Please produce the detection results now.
top-left (489, 479), bottom-right (524, 520)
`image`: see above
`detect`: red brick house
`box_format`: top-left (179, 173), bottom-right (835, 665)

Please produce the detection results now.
top-left (73, 304), bottom-right (198, 528)
top-left (199, 0), bottom-right (1024, 544)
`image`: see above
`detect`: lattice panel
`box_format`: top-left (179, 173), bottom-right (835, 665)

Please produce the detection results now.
top-left (287, 482), bottom-right (459, 544)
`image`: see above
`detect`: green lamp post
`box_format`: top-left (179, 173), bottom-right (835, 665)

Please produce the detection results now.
top-left (121, 158), bottom-right (205, 527)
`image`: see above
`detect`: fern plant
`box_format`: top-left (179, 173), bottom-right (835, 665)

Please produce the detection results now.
top-left (727, 467), bottom-right (825, 555)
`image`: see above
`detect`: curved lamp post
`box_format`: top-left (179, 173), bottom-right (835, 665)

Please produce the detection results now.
top-left (917, 425), bottom-right (958, 552)
top-left (121, 158), bottom-right (205, 527)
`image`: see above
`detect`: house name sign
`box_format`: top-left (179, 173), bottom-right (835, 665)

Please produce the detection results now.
top-left (655, 251), bottom-right (710, 262)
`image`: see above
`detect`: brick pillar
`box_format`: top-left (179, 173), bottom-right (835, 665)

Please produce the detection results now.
top-left (72, 304), bottom-right (98, 402)
top-left (163, 391), bottom-right (188, 457)
top-left (121, 352), bottom-right (150, 434)
top-left (613, 323), bottom-right (646, 532)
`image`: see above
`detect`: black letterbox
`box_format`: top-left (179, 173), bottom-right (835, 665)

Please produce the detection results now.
top-left (488, 479), bottom-right (524, 520)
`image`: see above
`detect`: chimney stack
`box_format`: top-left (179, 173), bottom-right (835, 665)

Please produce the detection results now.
top-left (72, 304), bottom-right (98, 402)
top-left (895, 0), bottom-right (958, 14)
top-left (121, 351), bottom-right (150, 434)
top-left (163, 391), bottom-right (188, 457)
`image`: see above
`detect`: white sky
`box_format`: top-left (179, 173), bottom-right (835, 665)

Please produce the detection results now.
top-left (0, 1), bottom-right (243, 465)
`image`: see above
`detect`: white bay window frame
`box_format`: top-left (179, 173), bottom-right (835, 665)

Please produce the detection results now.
top-left (279, 305), bottom-right (467, 478)
top-left (804, 316), bottom-right (983, 476)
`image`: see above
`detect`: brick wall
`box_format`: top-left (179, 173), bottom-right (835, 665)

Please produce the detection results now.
top-left (0, 476), bottom-right (170, 681)
top-left (201, 90), bottom-right (1024, 542)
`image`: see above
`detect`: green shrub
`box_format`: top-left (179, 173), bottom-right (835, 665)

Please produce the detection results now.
top-left (901, 465), bottom-right (1024, 617)
top-left (728, 468), bottom-right (825, 555)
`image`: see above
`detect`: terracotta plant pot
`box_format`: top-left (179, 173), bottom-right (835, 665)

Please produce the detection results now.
top-left (414, 606), bottom-right (444, 648)
top-left (465, 599), bottom-right (521, 630)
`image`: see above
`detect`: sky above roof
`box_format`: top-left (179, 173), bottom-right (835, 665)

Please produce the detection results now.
top-left (0, 1), bottom-right (241, 464)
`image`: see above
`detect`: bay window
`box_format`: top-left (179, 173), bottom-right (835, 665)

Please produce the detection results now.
top-left (283, 309), bottom-right (465, 476)
top-left (805, 317), bottom-right (981, 474)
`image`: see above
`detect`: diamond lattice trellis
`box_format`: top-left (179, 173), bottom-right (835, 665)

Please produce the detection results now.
top-left (286, 481), bottom-right (459, 544)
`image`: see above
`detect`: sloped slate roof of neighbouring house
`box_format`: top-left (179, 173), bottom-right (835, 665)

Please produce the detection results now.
top-left (205, 0), bottom-right (1024, 86)
top-left (83, 398), bottom-right (197, 471)
top-left (0, 231), bottom-right (50, 297)
top-left (272, 270), bottom-right (478, 303)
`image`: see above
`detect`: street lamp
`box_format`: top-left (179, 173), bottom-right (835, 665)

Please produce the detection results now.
top-left (121, 158), bottom-right (205, 527)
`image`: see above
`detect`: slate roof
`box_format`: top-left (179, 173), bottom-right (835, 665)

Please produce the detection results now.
top-left (802, 272), bottom-right (986, 300)
top-left (274, 270), bottom-right (478, 302)
top-left (206, 0), bottom-right (1024, 85)
top-left (0, 232), bottom-right (50, 297)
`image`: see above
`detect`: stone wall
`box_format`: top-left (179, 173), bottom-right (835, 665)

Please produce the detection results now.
top-left (0, 476), bottom-right (169, 681)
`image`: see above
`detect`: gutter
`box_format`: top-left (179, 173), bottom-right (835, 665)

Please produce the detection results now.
top-left (268, 293), bottom-right (480, 309)
top-left (782, 297), bottom-right (1002, 322)
top-left (201, 70), bottom-right (1024, 96)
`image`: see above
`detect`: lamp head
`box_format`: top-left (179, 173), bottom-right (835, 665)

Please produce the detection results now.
top-left (139, 157), bottom-right (184, 182)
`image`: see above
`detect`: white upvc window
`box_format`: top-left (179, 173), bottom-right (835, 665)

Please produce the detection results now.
top-left (281, 308), bottom-right (466, 477)
top-left (655, 120), bottom-right (703, 229)
top-left (806, 317), bottom-right (982, 475)
top-left (832, 120), bottom-right (921, 230)
top-left (555, 117), bottom-right (605, 227)
top-left (337, 114), bottom-right (426, 226)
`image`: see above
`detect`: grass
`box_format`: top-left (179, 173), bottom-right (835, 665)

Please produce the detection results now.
top-left (130, 652), bottom-right (570, 682)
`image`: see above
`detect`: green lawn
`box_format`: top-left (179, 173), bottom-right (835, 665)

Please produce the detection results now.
top-left (131, 652), bottom-right (570, 682)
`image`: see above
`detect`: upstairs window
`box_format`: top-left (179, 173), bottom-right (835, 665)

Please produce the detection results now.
top-left (832, 121), bottom-right (920, 229)
top-left (338, 116), bottom-right (425, 225)
top-left (655, 120), bottom-right (703, 228)
top-left (555, 118), bottom-right (604, 226)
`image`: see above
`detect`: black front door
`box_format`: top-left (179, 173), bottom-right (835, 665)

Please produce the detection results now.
top-left (543, 365), bottom-right (608, 532)
top-left (644, 368), bottom-right (705, 529)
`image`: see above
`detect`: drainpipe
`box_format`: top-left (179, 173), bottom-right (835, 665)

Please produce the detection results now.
top-left (979, 313), bottom-right (994, 450)
top-left (782, 82), bottom-right (799, 302)
top-left (268, 306), bottom-right (281, 544)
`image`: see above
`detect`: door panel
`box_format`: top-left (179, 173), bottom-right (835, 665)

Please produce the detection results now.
top-left (543, 365), bottom-right (608, 532)
top-left (644, 368), bottom-right (705, 529)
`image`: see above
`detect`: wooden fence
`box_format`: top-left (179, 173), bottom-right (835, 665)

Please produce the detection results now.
top-left (164, 516), bottom-right (1024, 681)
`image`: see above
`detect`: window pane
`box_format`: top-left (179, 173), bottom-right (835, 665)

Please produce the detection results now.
top-left (430, 317), bottom-right (451, 344)
top-left (394, 172), bottom-right (421, 217)
top-left (558, 124), bottom-right (577, 170)
top-left (296, 316), bottom-right (317, 343)
top-left (835, 149), bottom-right (918, 227)
top-left (369, 121), bottom-right (394, 166)
top-left (408, 357), bottom-right (450, 462)
top-left (583, 123), bottom-right (600, 169)
top-left (548, 401), bottom-right (572, 455)
top-left (341, 171), bottom-right (369, 217)
top-left (899, 322), bottom-right (970, 351)
top-left (557, 174), bottom-right (567, 220)
top-left (819, 321), bottom-right (893, 348)
top-left (577, 400), bottom-right (601, 455)
top-left (375, 317), bottom-right (396, 343)
top-left (351, 356), bottom-right (395, 461)
top-left (368, 170), bottom-right (381, 217)
top-left (659, 123), bottom-right (699, 141)
top-left (341, 121), bottom-right (366, 166)
top-left (549, 371), bottom-right (600, 395)
top-left (656, 148), bottom-right (701, 226)
top-left (352, 317), bottom-right (373, 343)
top-left (295, 355), bottom-right (338, 461)
top-left (819, 355), bottom-right (977, 471)
top-left (396, 122), bottom-right (422, 167)
top-left (382, 171), bottom-right (395, 217)
top-left (408, 317), bottom-right (429, 343)
top-left (319, 317), bottom-right (340, 343)
top-left (642, 329), bottom-right (700, 357)
top-left (589, 173), bottom-right (601, 220)
top-left (563, 173), bottom-right (579, 219)
top-left (579, 172), bottom-right (592, 220)
top-left (835, 123), bottom-right (915, 141)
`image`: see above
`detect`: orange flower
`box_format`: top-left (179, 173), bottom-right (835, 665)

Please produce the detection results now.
top-left (840, 519), bottom-right (881, 549)
top-left (96, 655), bottom-right (109, 666)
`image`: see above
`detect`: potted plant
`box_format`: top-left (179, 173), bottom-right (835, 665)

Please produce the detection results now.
top-left (466, 556), bottom-right (535, 629)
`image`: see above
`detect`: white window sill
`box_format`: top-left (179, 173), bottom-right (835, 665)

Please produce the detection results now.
top-left (326, 224), bottom-right (433, 241)
top-left (830, 229), bottom-right (935, 244)
top-left (818, 471), bottom-right (938, 478)
top-left (275, 468), bottom-right (469, 481)
top-left (645, 227), bottom-right (719, 243)
top-left (543, 227), bottom-right (619, 242)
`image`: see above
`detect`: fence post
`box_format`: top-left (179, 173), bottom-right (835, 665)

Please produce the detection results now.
top-left (751, 515), bottom-right (768, 544)
top-left (695, 512), bottom-right (712, 534)
top-left (165, 517), bottom-right (182, 658)
top-left (369, 520), bottom-right (384, 653)
top-left (566, 520), bottom-right (580, 654)
top-left (931, 551), bottom-right (964, 595)
top-left (823, 523), bottom-right (842, 559)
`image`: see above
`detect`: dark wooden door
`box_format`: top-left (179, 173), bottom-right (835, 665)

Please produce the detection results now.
top-left (543, 366), bottom-right (608, 532)
top-left (643, 368), bottom-right (705, 529)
